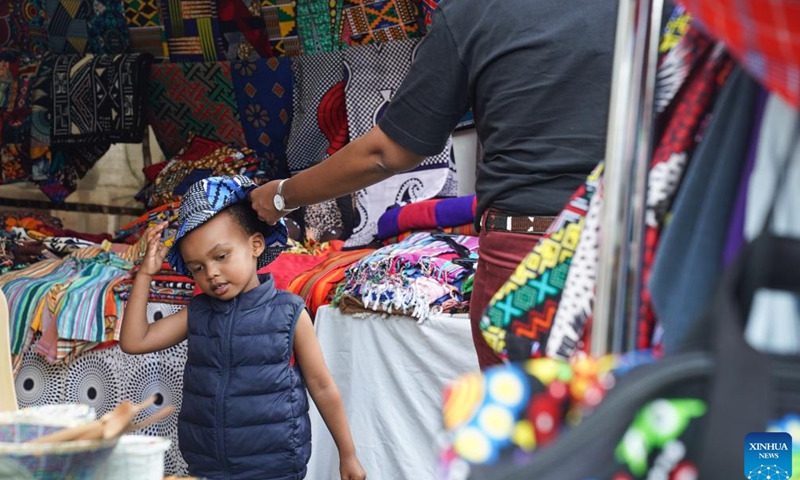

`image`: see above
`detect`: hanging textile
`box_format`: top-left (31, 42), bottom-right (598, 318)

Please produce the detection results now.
top-left (8, 0), bottom-right (48, 57)
top-left (637, 29), bottom-right (734, 349)
top-left (286, 50), bottom-right (347, 172)
top-left (411, 0), bottom-right (439, 34)
top-left (0, 0), bottom-right (13, 51)
top-left (261, 0), bottom-right (301, 56)
top-left (295, 0), bottom-right (343, 54)
top-left (123, 0), bottom-right (169, 59)
top-left (147, 61), bottom-right (246, 158)
top-left (679, 0), bottom-right (800, 107)
top-left (160, 0), bottom-right (224, 62)
top-left (341, 0), bottom-right (419, 46)
top-left (284, 49), bottom-right (354, 242)
top-left (545, 178), bottom-right (604, 359)
top-left (343, 39), bottom-right (450, 247)
top-left (51, 53), bottom-right (153, 146)
top-left (0, 57), bottom-right (36, 185)
top-left (45, 0), bottom-right (129, 55)
top-left (479, 163), bottom-right (602, 362)
top-left (230, 56), bottom-right (294, 178)
top-left (217, 0), bottom-right (274, 61)
top-left (650, 68), bottom-right (758, 353)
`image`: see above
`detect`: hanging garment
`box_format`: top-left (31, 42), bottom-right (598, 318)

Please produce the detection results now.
top-left (261, 0), bottom-right (301, 56)
top-left (479, 163), bottom-right (603, 362)
top-left (148, 62), bottom-right (246, 158)
top-left (123, 0), bottom-right (169, 59)
top-left (230, 57), bottom-right (294, 178)
top-left (679, 0), bottom-right (800, 107)
top-left (637, 29), bottom-right (733, 350)
top-left (341, 0), bottom-right (419, 46)
top-left (50, 53), bottom-right (153, 146)
top-left (343, 39), bottom-right (450, 247)
top-left (45, 0), bottom-right (129, 55)
top-left (160, 0), bottom-right (224, 62)
top-left (649, 67), bottom-right (759, 354)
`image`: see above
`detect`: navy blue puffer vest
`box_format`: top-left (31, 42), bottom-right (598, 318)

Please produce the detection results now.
top-left (178, 274), bottom-right (311, 480)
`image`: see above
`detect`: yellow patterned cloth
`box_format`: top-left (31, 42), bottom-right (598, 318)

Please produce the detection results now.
top-left (480, 163), bottom-right (603, 361)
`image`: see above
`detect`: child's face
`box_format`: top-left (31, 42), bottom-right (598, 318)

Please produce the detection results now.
top-left (179, 212), bottom-right (265, 300)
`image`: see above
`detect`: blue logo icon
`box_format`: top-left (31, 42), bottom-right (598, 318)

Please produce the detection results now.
top-left (745, 432), bottom-right (792, 479)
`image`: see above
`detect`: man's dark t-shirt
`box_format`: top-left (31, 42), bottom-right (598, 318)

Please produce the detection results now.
top-left (378, 0), bottom-right (617, 222)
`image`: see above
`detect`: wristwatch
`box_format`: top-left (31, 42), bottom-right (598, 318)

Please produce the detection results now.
top-left (273, 179), bottom-right (299, 212)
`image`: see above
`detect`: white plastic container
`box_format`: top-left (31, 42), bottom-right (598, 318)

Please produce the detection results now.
top-left (104, 435), bottom-right (171, 480)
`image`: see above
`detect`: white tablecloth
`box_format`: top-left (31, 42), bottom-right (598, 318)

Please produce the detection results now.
top-left (307, 306), bottom-right (479, 480)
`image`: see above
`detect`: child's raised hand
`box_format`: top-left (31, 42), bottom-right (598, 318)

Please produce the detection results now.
top-left (140, 222), bottom-right (169, 277)
top-left (339, 454), bottom-right (366, 480)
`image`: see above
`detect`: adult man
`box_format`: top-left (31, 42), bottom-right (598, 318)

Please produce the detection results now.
top-left (250, 0), bottom-right (617, 368)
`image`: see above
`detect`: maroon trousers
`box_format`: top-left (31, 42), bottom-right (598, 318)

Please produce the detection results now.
top-left (470, 216), bottom-right (541, 369)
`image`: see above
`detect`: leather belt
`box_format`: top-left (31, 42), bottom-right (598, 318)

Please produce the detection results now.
top-left (482, 210), bottom-right (557, 235)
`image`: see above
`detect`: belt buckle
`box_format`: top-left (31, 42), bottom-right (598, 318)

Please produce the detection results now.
top-left (506, 216), bottom-right (512, 232)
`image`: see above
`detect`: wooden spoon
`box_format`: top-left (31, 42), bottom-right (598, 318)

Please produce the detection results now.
top-left (30, 396), bottom-right (159, 444)
top-left (124, 405), bottom-right (175, 433)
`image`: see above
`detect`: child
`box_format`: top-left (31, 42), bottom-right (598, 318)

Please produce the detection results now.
top-left (120, 175), bottom-right (366, 480)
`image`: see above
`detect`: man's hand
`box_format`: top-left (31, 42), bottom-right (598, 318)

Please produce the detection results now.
top-left (249, 180), bottom-right (284, 225)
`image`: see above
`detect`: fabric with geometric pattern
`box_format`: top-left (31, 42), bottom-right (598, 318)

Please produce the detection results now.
top-left (479, 163), bottom-right (603, 362)
top-left (342, 39), bottom-right (449, 247)
top-left (147, 61), bottom-right (246, 158)
top-left (342, 0), bottom-right (419, 46)
top-left (231, 57), bottom-right (294, 178)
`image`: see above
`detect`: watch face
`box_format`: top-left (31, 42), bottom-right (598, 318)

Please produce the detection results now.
top-left (273, 193), bottom-right (285, 211)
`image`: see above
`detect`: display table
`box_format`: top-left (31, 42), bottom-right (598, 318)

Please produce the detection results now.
top-left (307, 305), bottom-right (479, 480)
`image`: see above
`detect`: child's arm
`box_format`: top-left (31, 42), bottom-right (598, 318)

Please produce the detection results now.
top-left (294, 310), bottom-right (366, 480)
top-left (120, 223), bottom-right (188, 355)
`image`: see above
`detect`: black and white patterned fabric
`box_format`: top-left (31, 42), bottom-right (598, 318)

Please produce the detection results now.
top-left (286, 51), bottom-right (348, 174)
top-left (15, 338), bottom-right (191, 476)
top-left (15, 347), bottom-right (67, 408)
top-left (64, 347), bottom-right (124, 419)
top-left (547, 181), bottom-right (604, 359)
top-left (342, 39), bottom-right (450, 247)
top-left (122, 342), bottom-right (189, 476)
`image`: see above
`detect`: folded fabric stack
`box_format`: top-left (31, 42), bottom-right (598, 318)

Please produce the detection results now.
top-left (377, 195), bottom-right (477, 243)
top-left (0, 212), bottom-right (119, 273)
top-left (260, 242), bottom-right (374, 317)
top-left (113, 202), bottom-right (182, 245)
top-left (334, 232), bottom-right (477, 320)
top-left (136, 135), bottom-right (261, 208)
top-left (1, 250), bottom-right (134, 366)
